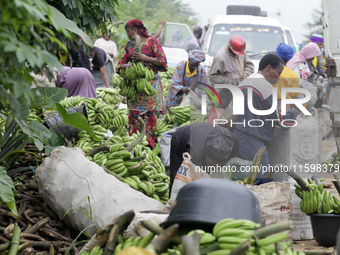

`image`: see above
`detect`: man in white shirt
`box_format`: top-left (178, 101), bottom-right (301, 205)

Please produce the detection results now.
top-left (94, 32), bottom-right (118, 62)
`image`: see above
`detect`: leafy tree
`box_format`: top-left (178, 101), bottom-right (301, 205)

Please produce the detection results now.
top-left (0, 0), bottom-right (118, 214)
top-left (304, 7), bottom-right (323, 40)
top-left (93, 0), bottom-right (198, 59)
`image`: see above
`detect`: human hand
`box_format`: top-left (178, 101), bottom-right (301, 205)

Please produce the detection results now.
top-left (132, 52), bottom-right (146, 62)
top-left (240, 75), bottom-right (247, 82)
top-left (323, 73), bottom-right (328, 78)
top-left (182, 87), bottom-right (190, 95)
top-left (160, 20), bottom-right (167, 27)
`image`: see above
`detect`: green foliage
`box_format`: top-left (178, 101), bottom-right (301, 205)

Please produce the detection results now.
top-left (304, 7), bottom-right (323, 40)
top-left (92, 0), bottom-right (198, 60)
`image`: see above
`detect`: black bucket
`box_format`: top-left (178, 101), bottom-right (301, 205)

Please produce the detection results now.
top-left (44, 103), bottom-right (88, 140)
top-left (161, 179), bottom-right (261, 231)
top-left (309, 214), bottom-right (340, 247)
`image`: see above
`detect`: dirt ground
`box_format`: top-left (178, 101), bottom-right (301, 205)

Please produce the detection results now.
top-left (293, 135), bottom-right (338, 253)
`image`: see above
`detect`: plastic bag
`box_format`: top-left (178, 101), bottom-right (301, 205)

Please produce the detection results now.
top-left (44, 103), bottom-right (88, 140)
top-left (36, 147), bottom-right (165, 236)
top-left (180, 90), bottom-right (201, 110)
top-left (165, 153), bottom-right (210, 211)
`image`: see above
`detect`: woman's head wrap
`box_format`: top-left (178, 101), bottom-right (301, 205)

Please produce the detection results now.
top-left (276, 43), bottom-right (294, 62)
top-left (188, 50), bottom-right (206, 63)
top-left (310, 33), bottom-right (324, 44)
top-left (286, 42), bottom-right (321, 70)
top-left (127, 19), bottom-right (150, 37)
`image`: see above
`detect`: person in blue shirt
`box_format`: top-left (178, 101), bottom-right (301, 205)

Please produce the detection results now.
top-left (233, 54), bottom-right (299, 185)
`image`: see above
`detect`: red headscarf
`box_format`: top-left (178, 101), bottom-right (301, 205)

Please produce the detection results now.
top-left (127, 19), bottom-right (150, 38)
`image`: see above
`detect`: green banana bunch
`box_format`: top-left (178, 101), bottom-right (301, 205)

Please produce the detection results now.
top-left (96, 87), bottom-right (121, 105)
top-left (118, 62), bottom-right (157, 102)
top-left (295, 178), bottom-right (340, 214)
top-left (27, 110), bottom-right (43, 123)
top-left (155, 118), bottom-right (173, 138)
top-left (59, 95), bottom-right (86, 109)
top-left (79, 245), bottom-right (103, 255)
top-left (165, 105), bottom-right (191, 125)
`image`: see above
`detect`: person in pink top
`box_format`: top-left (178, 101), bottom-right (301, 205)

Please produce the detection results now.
top-left (286, 42), bottom-right (321, 80)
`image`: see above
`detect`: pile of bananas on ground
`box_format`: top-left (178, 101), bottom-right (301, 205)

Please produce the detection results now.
top-left (82, 218), bottom-right (302, 255)
top-left (27, 108), bottom-right (43, 123)
top-left (86, 98), bottom-right (128, 129)
top-left (96, 87), bottom-right (121, 105)
top-left (155, 118), bottom-right (173, 139)
top-left (74, 126), bottom-right (108, 152)
top-left (295, 178), bottom-right (340, 214)
top-left (85, 128), bottom-right (169, 204)
top-left (118, 62), bottom-right (157, 102)
top-left (59, 95), bottom-right (86, 108)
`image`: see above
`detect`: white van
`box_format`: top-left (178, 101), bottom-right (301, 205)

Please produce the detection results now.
top-left (200, 5), bottom-right (297, 73)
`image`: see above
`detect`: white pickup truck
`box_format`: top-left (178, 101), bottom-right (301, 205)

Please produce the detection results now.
top-left (200, 5), bottom-right (299, 73)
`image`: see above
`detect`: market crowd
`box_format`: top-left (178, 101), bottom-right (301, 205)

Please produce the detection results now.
top-left (49, 18), bottom-right (326, 190)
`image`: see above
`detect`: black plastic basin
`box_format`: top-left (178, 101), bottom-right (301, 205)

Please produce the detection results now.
top-left (162, 179), bottom-right (261, 229)
top-left (309, 214), bottom-right (340, 247)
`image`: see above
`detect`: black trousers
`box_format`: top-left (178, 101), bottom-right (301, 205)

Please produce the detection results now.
top-left (169, 132), bottom-right (190, 196)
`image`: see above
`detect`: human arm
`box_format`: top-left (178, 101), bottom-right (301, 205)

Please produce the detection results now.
top-left (132, 52), bottom-right (163, 66)
top-left (241, 54), bottom-right (255, 80)
top-left (316, 56), bottom-right (327, 78)
top-left (166, 63), bottom-right (185, 103)
top-left (117, 42), bottom-right (132, 72)
top-left (100, 65), bottom-right (110, 88)
top-left (153, 20), bottom-right (166, 39)
top-left (132, 38), bottom-right (168, 72)
top-left (208, 57), bottom-right (239, 85)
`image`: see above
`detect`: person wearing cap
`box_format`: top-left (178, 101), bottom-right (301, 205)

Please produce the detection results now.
top-left (274, 43), bottom-right (300, 110)
top-left (234, 54), bottom-right (299, 185)
top-left (309, 33), bottom-right (327, 78)
top-left (169, 122), bottom-right (239, 195)
top-left (166, 29), bottom-right (186, 49)
top-left (164, 50), bottom-right (207, 110)
top-left (208, 35), bottom-right (254, 108)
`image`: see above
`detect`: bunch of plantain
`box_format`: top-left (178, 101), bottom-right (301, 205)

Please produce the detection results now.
top-left (96, 87), bottom-right (121, 105)
top-left (155, 118), bottom-right (173, 138)
top-left (295, 178), bottom-right (340, 214)
top-left (27, 108), bottom-right (43, 123)
top-left (86, 98), bottom-right (128, 129)
top-left (159, 67), bottom-right (174, 100)
top-left (84, 129), bottom-right (169, 203)
top-left (74, 126), bottom-right (107, 152)
top-left (59, 95), bottom-right (86, 109)
top-left (165, 105), bottom-right (191, 124)
top-left (118, 62), bottom-right (157, 102)
top-left (321, 152), bottom-right (340, 172)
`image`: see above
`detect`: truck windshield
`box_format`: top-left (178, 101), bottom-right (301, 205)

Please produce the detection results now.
top-left (208, 24), bottom-right (284, 58)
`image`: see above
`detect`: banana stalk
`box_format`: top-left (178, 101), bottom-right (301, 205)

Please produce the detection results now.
top-left (8, 224), bottom-right (21, 255)
top-left (254, 221), bottom-right (293, 239)
top-left (182, 233), bottom-right (200, 255)
top-left (125, 116), bottom-right (145, 152)
top-left (86, 145), bottom-right (110, 157)
top-left (145, 224), bottom-right (180, 254)
top-left (228, 238), bottom-right (252, 255)
top-left (103, 210), bottom-right (135, 255)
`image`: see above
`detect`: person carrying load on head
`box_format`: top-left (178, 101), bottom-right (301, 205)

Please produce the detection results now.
top-left (164, 50), bottom-right (207, 110)
top-left (117, 19), bottom-right (168, 148)
top-left (208, 35), bottom-right (254, 109)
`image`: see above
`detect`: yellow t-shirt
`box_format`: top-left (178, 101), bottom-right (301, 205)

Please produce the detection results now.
top-left (273, 66), bottom-right (300, 100)
top-left (185, 61), bottom-right (197, 78)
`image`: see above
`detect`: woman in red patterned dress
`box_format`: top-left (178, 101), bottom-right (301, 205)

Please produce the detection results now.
top-left (117, 19), bottom-right (168, 148)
